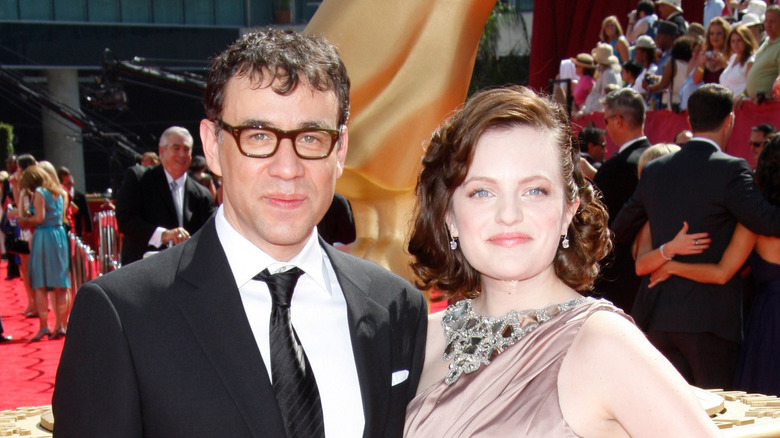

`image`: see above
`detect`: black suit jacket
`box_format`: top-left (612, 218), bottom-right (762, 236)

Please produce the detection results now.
top-left (591, 137), bottom-right (650, 311)
top-left (52, 218), bottom-right (428, 437)
top-left (612, 140), bottom-right (780, 341)
top-left (71, 190), bottom-right (92, 236)
top-left (116, 164), bottom-right (214, 265)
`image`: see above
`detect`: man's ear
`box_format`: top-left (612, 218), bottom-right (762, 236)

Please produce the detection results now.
top-left (200, 119), bottom-right (222, 177)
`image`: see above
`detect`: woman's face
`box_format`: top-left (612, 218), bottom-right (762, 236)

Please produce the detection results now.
top-left (446, 126), bottom-right (578, 286)
top-left (730, 32), bottom-right (745, 55)
top-left (709, 24), bottom-right (727, 50)
top-left (605, 21), bottom-right (618, 39)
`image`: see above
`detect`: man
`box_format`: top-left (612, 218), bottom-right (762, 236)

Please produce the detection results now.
top-left (750, 123), bottom-right (777, 164)
top-left (746, 5), bottom-right (780, 99)
top-left (578, 126), bottom-right (606, 169)
top-left (56, 166), bottom-right (92, 237)
top-left (704, 0), bottom-right (726, 27)
top-left (53, 29), bottom-right (427, 438)
top-left (592, 88), bottom-right (650, 313)
top-left (115, 126), bottom-right (215, 265)
top-left (612, 84), bottom-right (780, 389)
top-left (627, 0), bottom-right (658, 43)
top-left (655, 0), bottom-right (687, 37)
top-left (674, 129), bottom-right (693, 146)
top-left (646, 20), bottom-right (678, 108)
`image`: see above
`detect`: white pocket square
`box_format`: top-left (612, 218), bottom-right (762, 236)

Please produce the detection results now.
top-left (391, 370), bottom-right (409, 386)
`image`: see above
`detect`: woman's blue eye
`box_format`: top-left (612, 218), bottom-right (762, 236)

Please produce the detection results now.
top-left (527, 187), bottom-right (547, 196)
top-left (470, 189), bottom-right (490, 198)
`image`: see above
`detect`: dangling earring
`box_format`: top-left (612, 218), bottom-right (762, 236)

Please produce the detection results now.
top-left (560, 234), bottom-right (570, 249)
top-left (450, 236), bottom-right (459, 251)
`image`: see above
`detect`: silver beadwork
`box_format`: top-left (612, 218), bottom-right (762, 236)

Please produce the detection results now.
top-left (440, 297), bottom-right (590, 385)
top-left (450, 237), bottom-right (458, 251)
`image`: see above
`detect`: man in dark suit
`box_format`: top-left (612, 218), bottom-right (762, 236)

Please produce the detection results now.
top-left (57, 167), bottom-right (92, 237)
top-left (592, 88), bottom-right (650, 312)
top-left (115, 126), bottom-right (215, 265)
top-left (612, 84), bottom-right (780, 389)
top-left (53, 29), bottom-right (427, 438)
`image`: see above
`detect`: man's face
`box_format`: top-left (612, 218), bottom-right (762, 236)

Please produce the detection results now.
top-left (159, 133), bottom-right (192, 179)
top-left (61, 174), bottom-right (73, 191)
top-left (765, 11), bottom-right (780, 40)
top-left (588, 135), bottom-right (606, 163)
top-left (751, 130), bottom-right (768, 162)
top-left (656, 33), bottom-right (673, 50)
top-left (202, 74), bottom-right (347, 261)
top-left (657, 3), bottom-right (673, 19)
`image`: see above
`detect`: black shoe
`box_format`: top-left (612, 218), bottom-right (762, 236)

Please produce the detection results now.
top-left (0, 335), bottom-right (13, 343)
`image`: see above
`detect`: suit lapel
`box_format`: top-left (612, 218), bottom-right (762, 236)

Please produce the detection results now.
top-left (182, 177), bottom-right (195, 226)
top-left (175, 221), bottom-right (285, 437)
top-left (152, 166), bottom-right (178, 223)
top-left (323, 242), bottom-right (392, 438)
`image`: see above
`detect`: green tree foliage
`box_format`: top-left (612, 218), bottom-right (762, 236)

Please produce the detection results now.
top-left (0, 123), bottom-right (14, 167)
top-left (469, 2), bottom-right (530, 96)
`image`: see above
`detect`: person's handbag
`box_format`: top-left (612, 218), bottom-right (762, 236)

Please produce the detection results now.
top-left (2, 205), bottom-right (30, 255)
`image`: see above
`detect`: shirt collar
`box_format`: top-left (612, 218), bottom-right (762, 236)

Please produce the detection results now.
top-left (163, 168), bottom-right (187, 187)
top-left (618, 136), bottom-right (648, 153)
top-left (689, 136), bottom-right (722, 151)
top-left (214, 206), bottom-right (330, 294)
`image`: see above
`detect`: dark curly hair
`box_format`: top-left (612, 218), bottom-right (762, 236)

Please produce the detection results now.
top-left (203, 28), bottom-right (350, 126)
top-left (755, 133), bottom-right (780, 206)
top-left (408, 86), bottom-right (611, 300)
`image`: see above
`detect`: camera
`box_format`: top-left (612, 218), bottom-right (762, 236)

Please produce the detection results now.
top-left (705, 51), bottom-right (714, 60)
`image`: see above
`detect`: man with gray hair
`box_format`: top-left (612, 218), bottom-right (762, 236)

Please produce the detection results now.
top-left (115, 125), bottom-right (215, 265)
top-left (592, 88), bottom-right (651, 312)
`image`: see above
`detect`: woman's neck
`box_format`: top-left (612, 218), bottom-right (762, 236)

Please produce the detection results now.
top-left (471, 268), bottom-right (581, 317)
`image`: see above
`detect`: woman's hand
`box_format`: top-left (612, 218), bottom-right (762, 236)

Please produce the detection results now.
top-left (648, 263), bottom-right (672, 288)
top-left (665, 221), bottom-right (710, 257)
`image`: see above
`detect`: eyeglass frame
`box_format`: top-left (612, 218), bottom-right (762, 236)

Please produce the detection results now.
top-left (215, 119), bottom-right (343, 160)
top-left (749, 140), bottom-right (768, 148)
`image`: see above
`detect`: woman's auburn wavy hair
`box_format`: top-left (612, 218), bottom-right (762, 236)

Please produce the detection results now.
top-left (408, 85), bottom-right (612, 301)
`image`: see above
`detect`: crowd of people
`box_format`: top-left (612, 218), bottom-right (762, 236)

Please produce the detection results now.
top-left (0, 155), bottom-right (90, 343)
top-left (562, 0), bottom-right (780, 116)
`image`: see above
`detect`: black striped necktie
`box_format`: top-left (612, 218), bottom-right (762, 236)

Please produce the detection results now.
top-left (254, 267), bottom-right (325, 438)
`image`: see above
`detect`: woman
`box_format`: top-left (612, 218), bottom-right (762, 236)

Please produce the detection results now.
top-left (719, 24), bottom-right (758, 97)
top-left (7, 154), bottom-right (37, 318)
top-left (17, 165), bottom-right (71, 341)
top-left (599, 15), bottom-right (630, 64)
top-left (570, 53), bottom-right (597, 113)
top-left (645, 37), bottom-right (693, 111)
top-left (632, 35), bottom-right (658, 98)
top-left (692, 17), bottom-right (731, 86)
top-left (404, 86), bottom-right (720, 437)
top-left (581, 43), bottom-right (622, 114)
top-left (645, 134), bottom-right (780, 396)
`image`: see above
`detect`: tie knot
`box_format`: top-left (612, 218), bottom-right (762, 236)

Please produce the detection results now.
top-left (254, 267), bottom-right (304, 307)
top-left (170, 180), bottom-right (178, 191)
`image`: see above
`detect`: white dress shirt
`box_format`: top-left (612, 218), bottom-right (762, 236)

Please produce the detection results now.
top-left (215, 206), bottom-right (364, 437)
top-left (148, 170), bottom-right (187, 248)
top-left (618, 136), bottom-right (649, 154)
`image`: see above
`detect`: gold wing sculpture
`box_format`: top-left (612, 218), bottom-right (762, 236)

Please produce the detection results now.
top-left (305, 0), bottom-right (496, 280)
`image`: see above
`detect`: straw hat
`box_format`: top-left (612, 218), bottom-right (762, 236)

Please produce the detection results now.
top-left (635, 35), bottom-right (657, 50)
top-left (571, 53), bottom-right (596, 69)
top-left (740, 12), bottom-right (762, 27)
top-left (656, 0), bottom-right (683, 13)
top-left (591, 43), bottom-right (619, 67)
top-left (687, 22), bottom-right (706, 40)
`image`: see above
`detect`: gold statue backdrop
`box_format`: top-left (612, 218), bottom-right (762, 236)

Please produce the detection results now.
top-left (305, 0), bottom-right (495, 281)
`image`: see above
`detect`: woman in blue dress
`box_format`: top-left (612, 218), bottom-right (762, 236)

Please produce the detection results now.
top-left (18, 165), bottom-right (71, 341)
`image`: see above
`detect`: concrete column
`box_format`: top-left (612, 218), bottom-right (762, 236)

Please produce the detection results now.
top-left (42, 68), bottom-right (86, 193)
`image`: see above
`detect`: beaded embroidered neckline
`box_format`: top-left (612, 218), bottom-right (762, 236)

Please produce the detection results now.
top-left (441, 296), bottom-right (592, 385)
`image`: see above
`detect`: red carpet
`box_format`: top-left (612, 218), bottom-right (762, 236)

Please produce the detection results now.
top-left (0, 259), bottom-right (63, 410)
